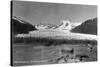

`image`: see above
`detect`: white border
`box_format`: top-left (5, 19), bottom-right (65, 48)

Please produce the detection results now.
top-left (0, 0), bottom-right (99, 67)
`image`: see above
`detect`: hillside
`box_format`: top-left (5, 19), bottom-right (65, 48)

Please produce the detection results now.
top-left (11, 16), bottom-right (37, 34)
top-left (71, 18), bottom-right (97, 35)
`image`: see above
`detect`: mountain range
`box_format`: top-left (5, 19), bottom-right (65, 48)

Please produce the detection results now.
top-left (11, 16), bottom-right (97, 35)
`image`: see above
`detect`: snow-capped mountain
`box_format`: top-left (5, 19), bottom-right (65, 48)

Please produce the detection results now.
top-left (55, 20), bottom-right (72, 32)
top-left (12, 16), bottom-right (97, 41)
top-left (35, 24), bottom-right (50, 30)
top-left (35, 20), bottom-right (73, 32)
top-left (15, 19), bottom-right (97, 41)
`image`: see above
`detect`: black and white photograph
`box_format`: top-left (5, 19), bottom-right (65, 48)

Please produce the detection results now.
top-left (11, 0), bottom-right (97, 66)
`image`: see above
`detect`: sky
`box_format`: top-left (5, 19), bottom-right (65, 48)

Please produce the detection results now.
top-left (12, 1), bottom-right (97, 25)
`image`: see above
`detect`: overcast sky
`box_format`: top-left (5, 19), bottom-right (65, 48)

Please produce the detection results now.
top-left (12, 1), bottom-right (97, 25)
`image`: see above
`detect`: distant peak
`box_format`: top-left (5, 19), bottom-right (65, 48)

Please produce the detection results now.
top-left (62, 20), bottom-right (70, 24)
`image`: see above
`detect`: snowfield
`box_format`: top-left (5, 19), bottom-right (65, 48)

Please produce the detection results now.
top-left (16, 30), bottom-right (97, 41)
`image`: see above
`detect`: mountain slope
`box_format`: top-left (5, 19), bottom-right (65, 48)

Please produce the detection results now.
top-left (11, 16), bottom-right (37, 34)
top-left (71, 18), bottom-right (97, 35)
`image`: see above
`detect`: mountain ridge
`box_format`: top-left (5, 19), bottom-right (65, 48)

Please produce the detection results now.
top-left (11, 16), bottom-right (37, 34)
